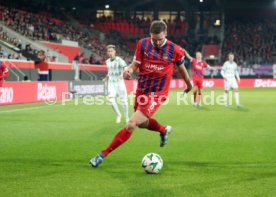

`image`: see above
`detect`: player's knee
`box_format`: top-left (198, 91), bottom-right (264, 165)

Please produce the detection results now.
top-left (108, 97), bottom-right (115, 103)
top-left (137, 119), bottom-right (149, 129)
top-left (126, 120), bottom-right (136, 132)
top-left (120, 98), bottom-right (128, 105)
top-left (137, 124), bottom-right (144, 129)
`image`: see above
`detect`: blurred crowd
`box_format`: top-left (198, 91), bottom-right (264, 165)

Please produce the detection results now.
top-left (0, 7), bottom-right (133, 64)
top-left (222, 19), bottom-right (276, 65)
top-left (0, 6), bottom-right (275, 68)
top-left (0, 29), bottom-right (25, 60)
top-left (0, 27), bottom-right (57, 62)
top-left (91, 16), bottom-right (219, 64)
top-left (93, 16), bottom-right (187, 38)
top-left (2, 8), bottom-right (81, 42)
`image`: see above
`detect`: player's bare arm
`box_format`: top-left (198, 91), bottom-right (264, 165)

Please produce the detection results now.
top-left (235, 70), bottom-right (240, 83)
top-left (182, 48), bottom-right (193, 62)
top-left (123, 61), bottom-right (139, 79)
top-left (0, 68), bottom-right (9, 80)
top-left (102, 75), bottom-right (109, 81)
top-left (178, 64), bottom-right (192, 93)
top-left (207, 64), bottom-right (216, 71)
top-left (221, 73), bottom-right (227, 81)
top-left (220, 65), bottom-right (227, 81)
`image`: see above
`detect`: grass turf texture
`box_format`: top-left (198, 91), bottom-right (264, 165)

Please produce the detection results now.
top-left (0, 88), bottom-right (275, 196)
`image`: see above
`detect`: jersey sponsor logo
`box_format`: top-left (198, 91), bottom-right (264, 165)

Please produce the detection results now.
top-left (145, 63), bottom-right (164, 71)
top-left (195, 65), bottom-right (203, 70)
top-left (0, 87), bottom-right (14, 103)
top-left (163, 54), bottom-right (168, 61)
top-left (254, 79), bottom-right (276, 87)
top-left (37, 83), bottom-right (57, 101)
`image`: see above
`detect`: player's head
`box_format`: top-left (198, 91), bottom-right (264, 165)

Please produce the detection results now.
top-left (38, 50), bottom-right (45, 55)
top-left (228, 52), bottom-right (235, 61)
top-left (150, 20), bottom-right (167, 48)
top-left (195, 52), bottom-right (202, 60)
top-left (106, 45), bottom-right (116, 59)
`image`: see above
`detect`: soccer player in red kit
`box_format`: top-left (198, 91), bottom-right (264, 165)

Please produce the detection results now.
top-left (90, 20), bottom-right (192, 167)
top-left (0, 61), bottom-right (9, 87)
top-left (184, 50), bottom-right (215, 106)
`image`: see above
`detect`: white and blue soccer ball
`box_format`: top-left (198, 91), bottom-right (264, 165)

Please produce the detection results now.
top-left (141, 153), bottom-right (163, 174)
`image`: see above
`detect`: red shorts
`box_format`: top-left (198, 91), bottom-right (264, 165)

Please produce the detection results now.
top-left (0, 80), bottom-right (3, 87)
top-left (193, 78), bottom-right (203, 89)
top-left (134, 93), bottom-right (167, 117)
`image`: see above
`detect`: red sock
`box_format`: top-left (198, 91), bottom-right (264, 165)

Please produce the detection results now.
top-left (102, 128), bottom-right (132, 157)
top-left (193, 92), bottom-right (197, 102)
top-left (198, 93), bottom-right (202, 104)
top-left (147, 118), bottom-right (166, 134)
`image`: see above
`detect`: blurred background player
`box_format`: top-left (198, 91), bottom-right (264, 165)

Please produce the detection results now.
top-left (35, 50), bottom-right (49, 81)
top-left (104, 45), bottom-right (129, 123)
top-left (90, 20), bottom-right (192, 167)
top-left (0, 61), bottom-right (9, 87)
top-left (184, 50), bottom-right (216, 106)
top-left (221, 52), bottom-right (241, 107)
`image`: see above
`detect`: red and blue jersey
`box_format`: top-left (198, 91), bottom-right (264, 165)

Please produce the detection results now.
top-left (134, 37), bottom-right (185, 96)
top-left (191, 58), bottom-right (208, 79)
top-left (0, 61), bottom-right (8, 80)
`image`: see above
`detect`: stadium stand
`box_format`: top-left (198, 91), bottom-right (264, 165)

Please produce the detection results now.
top-left (0, 6), bottom-right (133, 64)
top-left (222, 19), bottom-right (276, 65)
top-left (93, 16), bottom-right (187, 38)
top-left (0, 3), bottom-right (275, 81)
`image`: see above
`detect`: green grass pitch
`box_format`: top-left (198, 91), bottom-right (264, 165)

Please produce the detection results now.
top-left (0, 88), bottom-right (275, 196)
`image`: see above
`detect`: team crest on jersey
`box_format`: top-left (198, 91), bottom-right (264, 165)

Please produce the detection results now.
top-left (163, 54), bottom-right (168, 61)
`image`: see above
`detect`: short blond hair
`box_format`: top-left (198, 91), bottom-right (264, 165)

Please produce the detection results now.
top-left (106, 45), bottom-right (116, 50)
top-left (196, 51), bottom-right (202, 55)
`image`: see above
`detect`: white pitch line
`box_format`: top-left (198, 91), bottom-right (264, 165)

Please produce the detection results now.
top-left (0, 105), bottom-right (49, 113)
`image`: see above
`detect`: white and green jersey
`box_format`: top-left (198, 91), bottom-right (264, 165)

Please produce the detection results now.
top-left (106, 56), bottom-right (127, 83)
top-left (221, 61), bottom-right (239, 81)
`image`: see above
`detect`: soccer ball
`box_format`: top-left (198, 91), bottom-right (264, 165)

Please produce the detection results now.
top-left (141, 153), bottom-right (163, 174)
